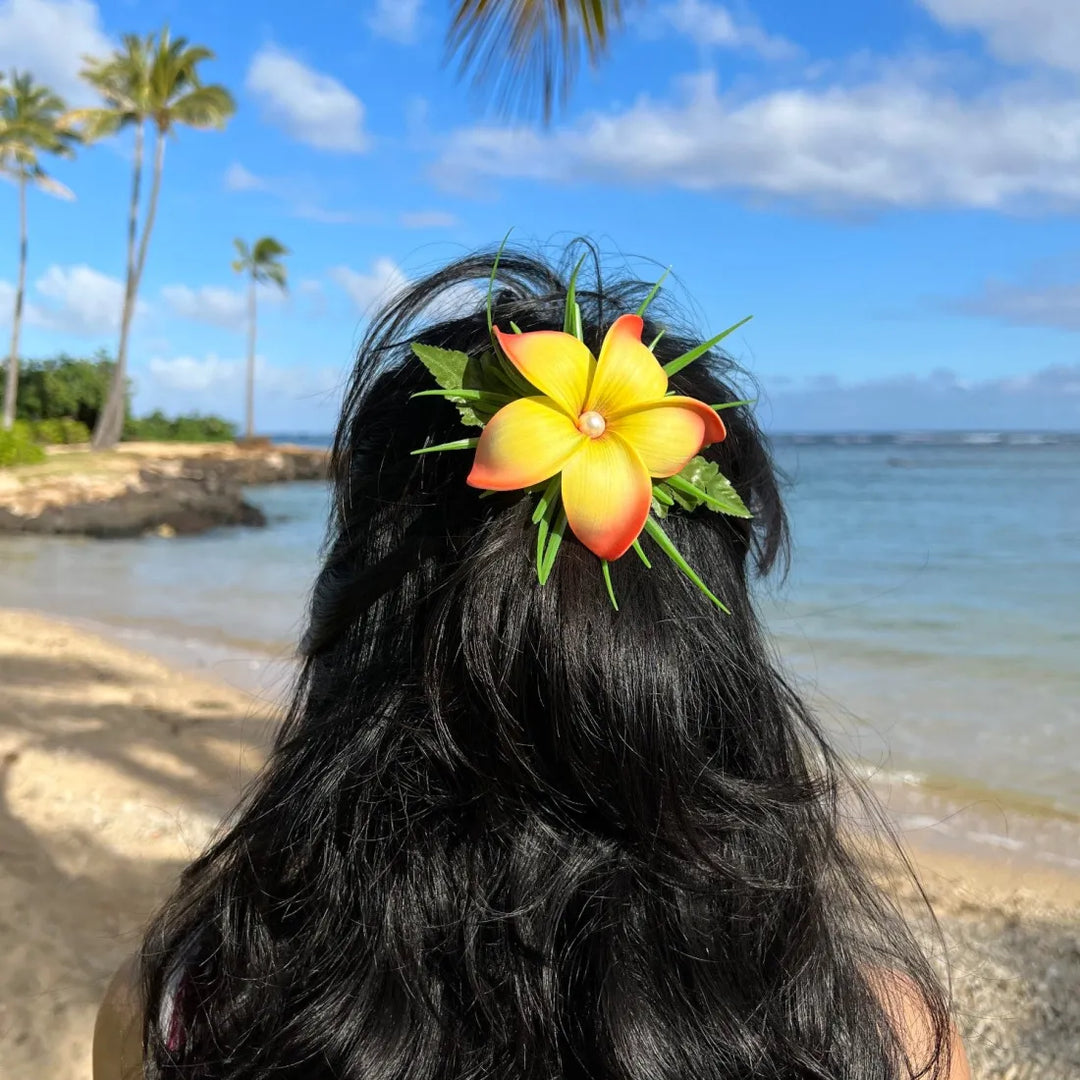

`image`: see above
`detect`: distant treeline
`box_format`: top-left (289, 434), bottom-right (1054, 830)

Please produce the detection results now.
top-left (0, 353), bottom-right (236, 465)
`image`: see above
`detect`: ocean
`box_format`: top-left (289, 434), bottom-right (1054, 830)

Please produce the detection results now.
top-left (1, 435), bottom-right (1077, 839)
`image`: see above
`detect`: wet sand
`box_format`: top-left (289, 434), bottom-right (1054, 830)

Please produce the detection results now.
top-left (0, 608), bottom-right (1076, 1079)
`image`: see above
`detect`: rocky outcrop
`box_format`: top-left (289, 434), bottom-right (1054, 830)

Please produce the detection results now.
top-left (0, 444), bottom-right (329, 539)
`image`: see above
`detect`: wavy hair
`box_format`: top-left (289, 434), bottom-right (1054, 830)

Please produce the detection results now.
top-left (139, 245), bottom-right (952, 1079)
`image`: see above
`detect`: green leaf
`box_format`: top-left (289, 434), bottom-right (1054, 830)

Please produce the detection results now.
top-left (631, 538), bottom-right (652, 569)
top-left (601, 559), bottom-right (619, 610)
top-left (411, 344), bottom-right (471, 392)
top-left (411, 388), bottom-right (512, 406)
top-left (667, 457), bottom-right (752, 518)
top-left (487, 229), bottom-right (512, 339)
top-left (509, 321), bottom-right (523, 334)
top-left (410, 437), bottom-right (480, 456)
top-left (531, 474), bottom-right (562, 525)
top-left (564, 252), bottom-right (588, 337)
top-left (662, 315), bottom-right (753, 378)
top-left (648, 329), bottom-right (666, 353)
top-left (636, 268), bottom-right (670, 318)
top-left (532, 475), bottom-right (562, 582)
top-left (642, 516), bottom-right (731, 613)
top-left (710, 398), bottom-right (756, 411)
top-left (538, 508), bottom-right (567, 584)
top-left (651, 483), bottom-right (675, 506)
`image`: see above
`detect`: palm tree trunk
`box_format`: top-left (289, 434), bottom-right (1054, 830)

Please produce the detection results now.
top-left (245, 271), bottom-right (257, 441)
top-left (3, 174), bottom-right (28, 432)
top-left (93, 121), bottom-right (145, 450)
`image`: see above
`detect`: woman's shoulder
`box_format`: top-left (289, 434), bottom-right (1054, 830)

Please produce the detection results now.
top-left (872, 970), bottom-right (971, 1080)
top-left (93, 955), bottom-right (143, 1080)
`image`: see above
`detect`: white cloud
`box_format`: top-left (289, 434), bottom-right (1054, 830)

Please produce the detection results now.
top-left (400, 210), bottom-right (459, 229)
top-left (147, 353), bottom-right (341, 400)
top-left (161, 283), bottom-right (287, 330)
top-left (331, 259), bottom-right (409, 314)
top-left (31, 264), bottom-right (134, 335)
top-left (0, 0), bottom-right (112, 104)
top-left (149, 354), bottom-right (241, 393)
top-left (918, 0), bottom-right (1080, 74)
top-left (245, 45), bottom-right (369, 153)
top-left (368, 0), bottom-right (422, 44)
top-left (658, 0), bottom-right (797, 60)
top-left (223, 162), bottom-right (266, 192)
top-left (436, 69), bottom-right (1080, 212)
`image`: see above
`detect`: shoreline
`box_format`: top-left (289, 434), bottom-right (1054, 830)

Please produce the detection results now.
top-left (2, 607), bottom-right (1078, 1078)
top-left (14, 601), bottom-right (1080, 878)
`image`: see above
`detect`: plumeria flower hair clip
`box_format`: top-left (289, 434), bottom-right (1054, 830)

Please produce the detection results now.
top-left (410, 243), bottom-right (754, 611)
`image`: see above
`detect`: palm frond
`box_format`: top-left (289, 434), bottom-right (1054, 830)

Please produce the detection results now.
top-left (0, 70), bottom-right (79, 172)
top-left (252, 236), bottom-right (288, 262)
top-left (447, 0), bottom-right (625, 122)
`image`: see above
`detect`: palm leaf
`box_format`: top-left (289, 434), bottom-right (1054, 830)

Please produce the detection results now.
top-left (447, 0), bottom-right (625, 122)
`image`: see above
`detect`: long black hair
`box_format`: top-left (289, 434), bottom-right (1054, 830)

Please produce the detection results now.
top-left (139, 245), bottom-right (953, 1079)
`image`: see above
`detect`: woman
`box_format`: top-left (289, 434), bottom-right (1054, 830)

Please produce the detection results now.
top-left (95, 246), bottom-right (969, 1079)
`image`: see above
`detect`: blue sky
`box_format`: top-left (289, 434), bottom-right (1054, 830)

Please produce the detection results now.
top-left (2, 0), bottom-right (1080, 432)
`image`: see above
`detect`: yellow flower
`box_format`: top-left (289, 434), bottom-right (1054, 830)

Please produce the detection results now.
top-left (467, 314), bottom-right (726, 560)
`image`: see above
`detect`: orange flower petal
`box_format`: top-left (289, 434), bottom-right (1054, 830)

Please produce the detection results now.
top-left (613, 395), bottom-right (730, 462)
top-left (585, 314), bottom-right (668, 418)
top-left (607, 402), bottom-right (709, 477)
top-left (495, 328), bottom-right (593, 419)
top-left (560, 433), bottom-right (652, 561)
top-left (467, 396), bottom-right (585, 491)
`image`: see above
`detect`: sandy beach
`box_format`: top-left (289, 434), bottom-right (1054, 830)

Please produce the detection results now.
top-left (1, 608), bottom-right (1077, 1080)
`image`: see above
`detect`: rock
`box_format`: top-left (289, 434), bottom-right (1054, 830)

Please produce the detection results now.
top-left (0, 443), bottom-right (326, 539)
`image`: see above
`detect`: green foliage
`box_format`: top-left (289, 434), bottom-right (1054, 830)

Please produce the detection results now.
top-left (411, 344), bottom-right (515, 427)
top-left (652, 456), bottom-right (752, 520)
top-left (0, 425), bottom-right (46, 467)
top-left (123, 411), bottom-right (237, 442)
top-left (0, 70), bottom-right (79, 185)
top-left (30, 417), bottom-right (91, 444)
top-left (11, 352), bottom-right (119, 428)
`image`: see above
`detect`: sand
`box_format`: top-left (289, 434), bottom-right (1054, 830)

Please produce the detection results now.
top-left (0, 607), bottom-right (1077, 1080)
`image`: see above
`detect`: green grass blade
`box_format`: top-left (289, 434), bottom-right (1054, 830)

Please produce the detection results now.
top-left (709, 398), bottom-right (757, 411)
top-left (631, 538), bottom-right (652, 568)
top-left (539, 509), bottom-right (568, 584)
top-left (642, 516), bottom-right (731, 613)
top-left (636, 268), bottom-right (670, 318)
top-left (531, 474), bottom-right (562, 525)
top-left (509, 321), bottom-right (523, 334)
top-left (601, 559), bottom-right (619, 610)
top-left (662, 315), bottom-right (753, 378)
top-left (410, 437), bottom-right (480, 456)
top-left (564, 252), bottom-right (589, 337)
top-left (411, 388), bottom-right (512, 405)
top-left (648, 329), bottom-right (666, 353)
top-left (651, 483), bottom-right (675, 506)
top-left (487, 229), bottom-right (513, 339)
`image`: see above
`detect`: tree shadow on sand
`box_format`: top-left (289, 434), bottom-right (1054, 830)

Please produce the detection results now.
top-left (0, 636), bottom-right (280, 1080)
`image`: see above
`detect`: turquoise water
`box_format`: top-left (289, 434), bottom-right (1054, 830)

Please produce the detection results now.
top-left (1, 439), bottom-right (1077, 815)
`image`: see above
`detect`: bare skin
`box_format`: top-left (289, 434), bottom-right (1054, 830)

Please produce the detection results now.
top-left (93, 960), bottom-right (970, 1080)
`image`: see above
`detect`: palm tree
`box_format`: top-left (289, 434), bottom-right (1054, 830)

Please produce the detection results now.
top-left (0, 71), bottom-right (78, 431)
top-left (447, 0), bottom-right (624, 121)
top-left (72, 28), bottom-right (235, 449)
top-left (231, 237), bottom-right (289, 442)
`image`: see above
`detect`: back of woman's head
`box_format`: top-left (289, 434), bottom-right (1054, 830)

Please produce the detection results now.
top-left (141, 244), bottom-right (952, 1079)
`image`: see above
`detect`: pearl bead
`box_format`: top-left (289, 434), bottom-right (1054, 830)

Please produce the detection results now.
top-left (578, 410), bottom-right (606, 438)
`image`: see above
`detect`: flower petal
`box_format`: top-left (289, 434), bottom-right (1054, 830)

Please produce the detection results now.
top-left (495, 327), bottom-right (593, 418)
top-left (560, 434), bottom-right (652, 561)
top-left (609, 397), bottom-right (727, 476)
top-left (607, 403), bottom-right (707, 477)
top-left (585, 314), bottom-right (668, 417)
top-left (467, 396), bottom-right (585, 491)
